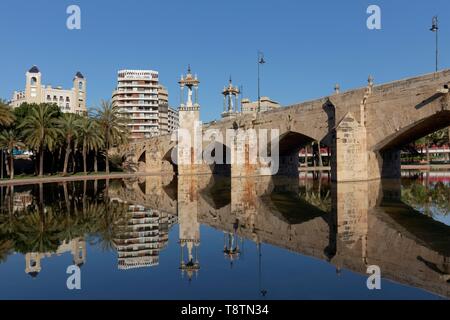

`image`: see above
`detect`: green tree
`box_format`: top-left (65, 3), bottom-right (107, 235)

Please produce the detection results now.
top-left (19, 104), bottom-right (62, 177)
top-left (77, 117), bottom-right (103, 175)
top-left (57, 113), bottom-right (80, 176)
top-left (96, 100), bottom-right (128, 174)
top-left (0, 129), bottom-right (25, 179)
top-left (0, 100), bottom-right (15, 127)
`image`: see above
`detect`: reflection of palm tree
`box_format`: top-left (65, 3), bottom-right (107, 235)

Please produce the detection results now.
top-left (14, 209), bottom-right (63, 254)
top-left (300, 190), bottom-right (331, 213)
top-left (93, 199), bottom-right (127, 252)
top-left (0, 240), bottom-right (14, 263)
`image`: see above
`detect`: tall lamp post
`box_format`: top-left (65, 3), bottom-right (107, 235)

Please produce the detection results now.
top-left (430, 16), bottom-right (439, 72)
top-left (257, 51), bottom-right (266, 113)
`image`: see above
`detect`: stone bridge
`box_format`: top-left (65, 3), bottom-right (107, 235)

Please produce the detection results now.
top-left (118, 69), bottom-right (450, 181)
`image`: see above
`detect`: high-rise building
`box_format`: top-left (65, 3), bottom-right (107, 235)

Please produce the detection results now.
top-left (158, 85), bottom-right (179, 135)
top-left (112, 70), bottom-right (179, 141)
top-left (10, 66), bottom-right (87, 115)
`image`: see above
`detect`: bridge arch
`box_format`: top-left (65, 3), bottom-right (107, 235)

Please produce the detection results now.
top-left (272, 131), bottom-right (316, 176)
top-left (374, 110), bottom-right (450, 152)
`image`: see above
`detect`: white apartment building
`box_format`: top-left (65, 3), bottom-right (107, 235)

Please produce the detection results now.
top-left (112, 70), bottom-right (179, 140)
top-left (10, 66), bottom-right (87, 115)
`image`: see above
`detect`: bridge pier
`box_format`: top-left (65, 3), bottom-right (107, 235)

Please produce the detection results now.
top-left (331, 112), bottom-right (369, 182)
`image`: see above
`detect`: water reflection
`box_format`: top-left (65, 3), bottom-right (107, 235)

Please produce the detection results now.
top-left (0, 173), bottom-right (449, 299)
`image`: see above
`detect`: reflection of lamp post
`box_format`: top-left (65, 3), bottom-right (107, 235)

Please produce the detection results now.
top-left (257, 243), bottom-right (267, 297)
top-left (257, 51), bottom-right (266, 113)
top-left (430, 16), bottom-right (439, 72)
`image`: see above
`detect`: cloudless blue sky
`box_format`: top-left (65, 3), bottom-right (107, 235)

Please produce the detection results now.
top-left (1, 0), bottom-right (450, 121)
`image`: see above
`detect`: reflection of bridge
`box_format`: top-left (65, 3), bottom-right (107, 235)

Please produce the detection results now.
top-left (120, 69), bottom-right (450, 182)
top-left (112, 175), bottom-right (450, 298)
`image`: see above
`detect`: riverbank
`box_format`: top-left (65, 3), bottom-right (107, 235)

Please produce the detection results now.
top-left (299, 164), bottom-right (450, 172)
top-left (0, 172), bottom-right (155, 186)
top-left (2, 164), bottom-right (450, 186)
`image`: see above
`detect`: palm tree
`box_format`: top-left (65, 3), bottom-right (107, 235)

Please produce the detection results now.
top-left (96, 100), bottom-right (128, 174)
top-left (57, 113), bottom-right (79, 176)
top-left (0, 129), bottom-right (25, 179)
top-left (90, 119), bottom-right (104, 174)
top-left (19, 104), bottom-right (61, 177)
top-left (0, 100), bottom-right (14, 127)
top-left (77, 117), bottom-right (103, 175)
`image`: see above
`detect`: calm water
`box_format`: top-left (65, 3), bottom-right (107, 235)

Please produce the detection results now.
top-left (0, 172), bottom-right (449, 300)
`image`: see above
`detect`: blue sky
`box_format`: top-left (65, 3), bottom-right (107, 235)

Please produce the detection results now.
top-left (0, 0), bottom-right (449, 121)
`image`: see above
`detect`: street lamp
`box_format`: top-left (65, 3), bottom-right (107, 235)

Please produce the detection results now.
top-left (430, 16), bottom-right (439, 72)
top-left (257, 51), bottom-right (266, 113)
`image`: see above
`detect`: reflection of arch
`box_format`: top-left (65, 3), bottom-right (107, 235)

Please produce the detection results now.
top-left (200, 175), bottom-right (231, 210)
top-left (204, 142), bottom-right (231, 176)
top-left (375, 111), bottom-right (450, 152)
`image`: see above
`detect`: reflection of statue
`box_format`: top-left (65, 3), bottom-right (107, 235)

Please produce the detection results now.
top-left (178, 176), bottom-right (201, 280)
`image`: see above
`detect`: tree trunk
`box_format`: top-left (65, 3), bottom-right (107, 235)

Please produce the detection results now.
top-left (83, 143), bottom-right (87, 175)
top-left (105, 151), bottom-right (110, 174)
top-left (426, 144), bottom-right (430, 164)
top-left (39, 148), bottom-right (44, 177)
top-left (63, 182), bottom-right (71, 215)
top-left (63, 138), bottom-right (71, 176)
top-left (94, 151), bottom-right (98, 173)
top-left (72, 147), bottom-right (76, 174)
top-left (9, 149), bottom-right (14, 180)
top-left (3, 151), bottom-right (9, 177)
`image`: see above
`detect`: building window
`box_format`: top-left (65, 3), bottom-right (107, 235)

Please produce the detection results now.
top-left (79, 81), bottom-right (83, 90)
top-left (30, 77), bottom-right (37, 85)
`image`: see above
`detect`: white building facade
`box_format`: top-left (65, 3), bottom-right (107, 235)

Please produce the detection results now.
top-left (112, 69), bottom-right (179, 141)
top-left (10, 66), bottom-right (87, 115)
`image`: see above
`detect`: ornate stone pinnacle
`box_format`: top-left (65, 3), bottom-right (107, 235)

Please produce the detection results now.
top-left (334, 83), bottom-right (340, 94)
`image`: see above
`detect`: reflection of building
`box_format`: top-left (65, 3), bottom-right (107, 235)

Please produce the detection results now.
top-left (223, 219), bottom-right (241, 265)
top-left (13, 191), bottom-right (33, 212)
top-left (113, 205), bottom-right (176, 270)
top-left (178, 177), bottom-right (201, 280)
top-left (241, 96), bottom-right (280, 114)
top-left (112, 70), bottom-right (179, 140)
top-left (25, 238), bottom-right (86, 278)
top-left (114, 205), bottom-right (160, 270)
top-left (10, 66), bottom-right (87, 115)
